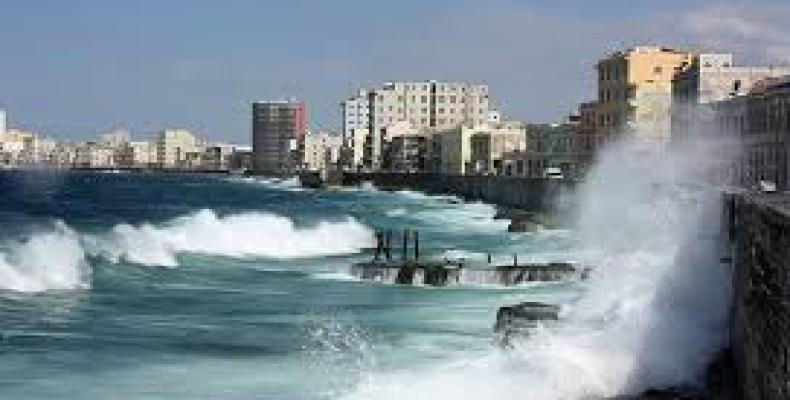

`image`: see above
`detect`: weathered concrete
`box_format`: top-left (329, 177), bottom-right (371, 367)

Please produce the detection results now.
top-left (725, 190), bottom-right (790, 400)
top-left (341, 172), bottom-right (576, 212)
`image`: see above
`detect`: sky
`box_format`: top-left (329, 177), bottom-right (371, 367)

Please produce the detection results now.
top-left (1, 0), bottom-right (790, 144)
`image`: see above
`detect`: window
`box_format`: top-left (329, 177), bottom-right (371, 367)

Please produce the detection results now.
top-left (437, 95), bottom-right (445, 103)
top-left (421, 108), bottom-right (428, 114)
top-left (438, 108), bottom-right (445, 114)
top-left (449, 96), bottom-right (457, 103)
top-left (733, 80), bottom-right (742, 92)
top-left (421, 95), bottom-right (427, 104)
top-left (654, 66), bottom-right (662, 74)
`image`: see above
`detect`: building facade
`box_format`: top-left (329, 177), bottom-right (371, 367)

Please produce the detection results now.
top-left (672, 53), bottom-right (790, 143)
top-left (303, 131), bottom-right (343, 172)
top-left (156, 129), bottom-right (201, 169)
top-left (252, 100), bottom-right (307, 175)
top-left (501, 124), bottom-right (578, 178)
top-left (341, 90), bottom-right (370, 170)
top-left (596, 46), bottom-right (695, 142)
top-left (342, 80), bottom-right (489, 171)
top-left (468, 121), bottom-right (527, 175)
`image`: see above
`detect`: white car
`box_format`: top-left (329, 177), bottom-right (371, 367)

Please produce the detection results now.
top-left (543, 167), bottom-right (564, 179)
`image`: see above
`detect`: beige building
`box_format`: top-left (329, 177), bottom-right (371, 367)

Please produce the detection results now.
top-left (117, 141), bottom-right (155, 168)
top-left (468, 121), bottom-right (527, 175)
top-left (596, 46), bottom-right (695, 142)
top-left (156, 129), bottom-right (202, 169)
top-left (302, 131), bottom-right (343, 172)
top-left (74, 142), bottom-right (115, 168)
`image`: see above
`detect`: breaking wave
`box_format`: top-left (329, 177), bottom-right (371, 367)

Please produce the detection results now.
top-left (0, 223), bottom-right (90, 293)
top-left (86, 209), bottom-right (373, 267)
top-left (339, 137), bottom-right (731, 399)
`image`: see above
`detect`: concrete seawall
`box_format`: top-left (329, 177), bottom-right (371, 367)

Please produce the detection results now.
top-left (726, 191), bottom-right (790, 400)
top-left (339, 173), bottom-right (576, 212)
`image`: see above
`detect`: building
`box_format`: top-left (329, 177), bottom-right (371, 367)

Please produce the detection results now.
top-left (468, 121), bottom-right (527, 175)
top-left (0, 110), bottom-right (6, 136)
top-left (0, 129), bottom-right (40, 165)
top-left (380, 121), bottom-right (428, 173)
top-left (501, 124), bottom-right (578, 178)
top-left (202, 143), bottom-right (235, 171)
top-left (74, 142), bottom-right (115, 168)
top-left (302, 131), bottom-right (343, 172)
top-left (672, 53), bottom-right (790, 142)
top-left (596, 46), bottom-right (695, 142)
top-left (341, 90), bottom-right (370, 170)
top-left (574, 101), bottom-right (605, 174)
top-left (743, 77), bottom-right (790, 190)
top-left (156, 129), bottom-right (201, 169)
top-left (228, 146), bottom-right (253, 172)
top-left (117, 141), bottom-right (154, 168)
top-left (344, 80), bottom-right (489, 171)
top-left (252, 100), bottom-right (307, 175)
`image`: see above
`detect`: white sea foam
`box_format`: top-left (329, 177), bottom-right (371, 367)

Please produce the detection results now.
top-left (0, 223), bottom-right (90, 293)
top-left (339, 136), bottom-right (731, 399)
top-left (87, 209), bottom-right (373, 267)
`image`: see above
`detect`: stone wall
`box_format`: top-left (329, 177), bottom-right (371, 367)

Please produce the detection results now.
top-left (341, 173), bottom-right (576, 212)
top-left (726, 191), bottom-right (790, 400)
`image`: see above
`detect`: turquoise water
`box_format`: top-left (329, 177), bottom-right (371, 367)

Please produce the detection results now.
top-left (0, 171), bottom-right (580, 399)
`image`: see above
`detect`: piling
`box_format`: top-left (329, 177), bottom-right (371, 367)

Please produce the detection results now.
top-left (414, 231), bottom-right (420, 261)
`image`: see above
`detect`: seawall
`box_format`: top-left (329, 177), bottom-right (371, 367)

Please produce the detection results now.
top-left (726, 191), bottom-right (790, 400)
top-left (338, 173), bottom-right (576, 212)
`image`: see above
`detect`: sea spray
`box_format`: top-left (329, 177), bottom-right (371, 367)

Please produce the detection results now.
top-left (85, 209), bottom-right (374, 267)
top-left (339, 136), bottom-right (732, 399)
top-left (0, 222), bottom-right (90, 293)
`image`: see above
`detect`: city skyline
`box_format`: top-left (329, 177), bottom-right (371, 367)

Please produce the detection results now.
top-left (1, 0), bottom-right (790, 143)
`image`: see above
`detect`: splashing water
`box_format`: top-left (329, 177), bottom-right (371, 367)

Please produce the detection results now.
top-left (86, 209), bottom-right (374, 267)
top-left (0, 223), bottom-right (90, 293)
top-left (339, 136), bottom-right (731, 399)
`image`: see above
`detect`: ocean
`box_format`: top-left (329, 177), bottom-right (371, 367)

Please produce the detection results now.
top-left (0, 141), bottom-right (731, 400)
top-left (0, 170), bottom-right (580, 399)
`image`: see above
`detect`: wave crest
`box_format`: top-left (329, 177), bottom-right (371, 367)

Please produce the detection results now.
top-left (89, 209), bottom-right (373, 267)
top-left (0, 223), bottom-right (90, 293)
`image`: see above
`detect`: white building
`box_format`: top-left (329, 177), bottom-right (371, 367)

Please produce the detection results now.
top-left (341, 90), bottom-right (370, 170)
top-left (155, 129), bottom-right (202, 169)
top-left (303, 131), bottom-right (343, 172)
top-left (117, 141), bottom-right (154, 168)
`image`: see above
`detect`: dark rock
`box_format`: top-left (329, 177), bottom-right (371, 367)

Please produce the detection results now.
top-left (494, 302), bottom-right (560, 346)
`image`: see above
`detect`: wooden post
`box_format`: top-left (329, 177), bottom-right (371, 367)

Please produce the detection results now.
top-left (385, 230), bottom-right (392, 261)
top-left (402, 229), bottom-right (409, 263)
top-left (414, 230), bottom-right (420, 261)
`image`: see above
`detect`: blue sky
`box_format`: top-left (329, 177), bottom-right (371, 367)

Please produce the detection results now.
top-left (1, 0), bottom-right (789, 143)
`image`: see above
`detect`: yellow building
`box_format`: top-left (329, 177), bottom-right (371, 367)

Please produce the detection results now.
top-left (596, 46), bottom-right (695, 142)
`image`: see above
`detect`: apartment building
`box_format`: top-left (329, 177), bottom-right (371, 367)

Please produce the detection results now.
top-left (596, 46), bottom-right (695, 142)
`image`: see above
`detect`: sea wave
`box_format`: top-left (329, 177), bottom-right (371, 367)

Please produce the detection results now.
top-left (85, 209), bottom-right (373, 267)
top-left (0, 223), bottom-right (90, 293)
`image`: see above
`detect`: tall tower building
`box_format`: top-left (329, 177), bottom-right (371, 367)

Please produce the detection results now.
top-left (252, 100), bottom-right (307, 175)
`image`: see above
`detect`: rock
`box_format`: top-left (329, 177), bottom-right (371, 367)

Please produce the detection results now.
top-left (494, 301), bottom-right (560, 346)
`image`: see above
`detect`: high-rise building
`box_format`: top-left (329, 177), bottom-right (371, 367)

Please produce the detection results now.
top-left (252, 100), bottom-right (307, 174)
top-left (596, 46), bottom-right (695, 142)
